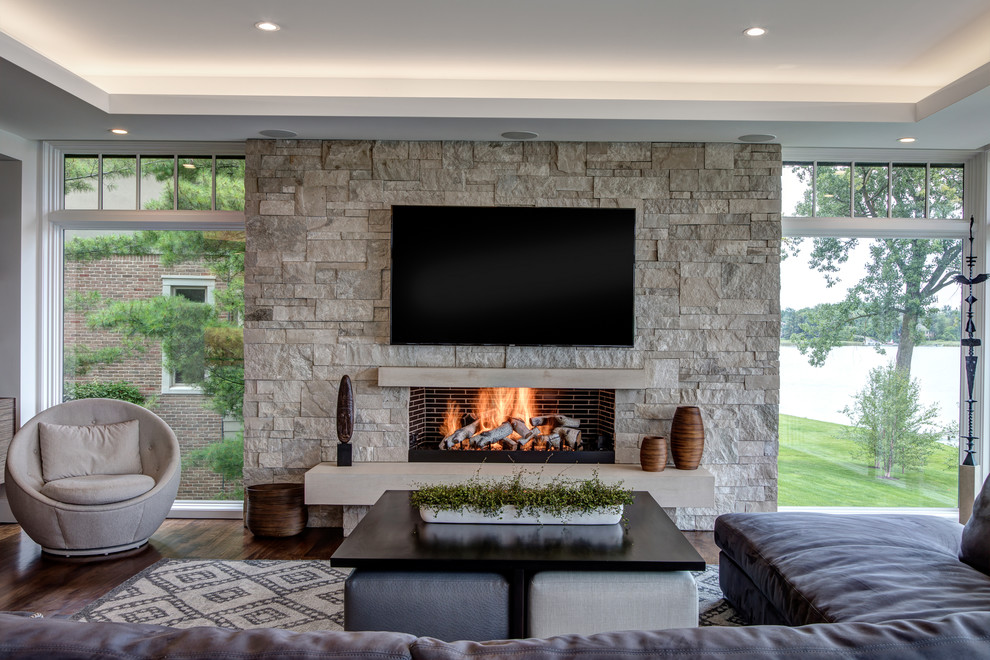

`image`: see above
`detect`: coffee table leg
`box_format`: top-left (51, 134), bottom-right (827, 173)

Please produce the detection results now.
top-left (509, 569), bottom-right (526, 638)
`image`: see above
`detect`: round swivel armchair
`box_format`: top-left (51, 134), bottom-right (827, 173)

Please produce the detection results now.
top-left (4, 398), bottom-right (181, 557)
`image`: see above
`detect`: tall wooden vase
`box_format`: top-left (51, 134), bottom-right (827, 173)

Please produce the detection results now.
top-left (640, 436), bottom-right (666, 472)
top-left (670, 406), bottom-right (704, 470)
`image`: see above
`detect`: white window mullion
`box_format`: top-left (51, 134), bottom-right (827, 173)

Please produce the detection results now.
top-left (135, 155), bottom-right (142, 211)
top-left (848, 161), bottom-right (855, 217)
top-left (811, 160), bottom-right (818, 217)
top-left (96, 154), bottom-right (104, 210)
top-left (887, 161), bottom-right (894, 219)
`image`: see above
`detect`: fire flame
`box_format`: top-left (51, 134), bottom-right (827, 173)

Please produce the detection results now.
top-left (439, 398), bottom-right (461, 438)
top-left (441, 387), bottom-right (542, 439)
top-left (479, 388), bottom-right (538, 438)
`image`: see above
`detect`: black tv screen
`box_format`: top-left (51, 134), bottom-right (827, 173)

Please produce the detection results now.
top-left (390, 205), bottom-right (635, 346)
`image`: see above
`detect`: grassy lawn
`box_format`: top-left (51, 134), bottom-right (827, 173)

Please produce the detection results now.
top-left (778, 414), bottom-right (958, 507)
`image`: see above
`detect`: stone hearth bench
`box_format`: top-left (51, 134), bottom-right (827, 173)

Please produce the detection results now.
top-left (304, 462), bottom-right (715, 535)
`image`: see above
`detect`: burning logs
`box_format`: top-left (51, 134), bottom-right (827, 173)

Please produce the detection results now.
top-left (530, 415), bottom-right (580, 429)
top-left (557, 427), bottom-right (582, 450)
top-left (440, 419), bottom-right (481, 449)
top-left (509, 417), bottom-right (538, 441)
top-left (475, 422), bottom-right (513, 448)
top-left (441, 416), bottom-right (582, 451)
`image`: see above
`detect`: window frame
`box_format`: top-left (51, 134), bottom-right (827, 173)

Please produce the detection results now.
top-left (781, 147), bottom-right (987, 512)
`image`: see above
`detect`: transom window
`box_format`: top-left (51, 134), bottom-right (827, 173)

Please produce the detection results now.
top-left (63, 154), bottom-right (245, 211)
top-left (784, 162), bottom-right (964, 219)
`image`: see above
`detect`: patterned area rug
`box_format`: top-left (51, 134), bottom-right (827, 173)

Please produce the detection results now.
top-left (73, 559), bottom-right (746, 632)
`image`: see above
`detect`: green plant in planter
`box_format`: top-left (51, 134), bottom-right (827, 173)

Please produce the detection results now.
top-left (410, 470), bottom-right (634, 520)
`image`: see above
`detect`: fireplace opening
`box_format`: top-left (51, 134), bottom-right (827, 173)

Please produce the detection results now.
top-left (409, 387), bottom-right (615, 463)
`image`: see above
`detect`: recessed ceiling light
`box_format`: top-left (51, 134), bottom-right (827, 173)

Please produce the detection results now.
top-left (738, 134), bottom-right (776, 143)
top-left (255, 21), bottom-right (280, 31)
top-left (109, 128), bottom-right (128, 135)
top-left (500, 131), bottom-right (539, 140)
top-left (259, 129), bottom-right (298, 138)
top-left (898, 137), bottom-right (917, 143)
top-left (743, 27), bottom-right (767, 37)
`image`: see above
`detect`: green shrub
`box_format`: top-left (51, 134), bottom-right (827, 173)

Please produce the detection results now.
top-left (64, 380), bottom-right (146, 406)
top-left (184, 434), bottom-right (244, 500)
top-left (410, 470), bottom-right (633, 519)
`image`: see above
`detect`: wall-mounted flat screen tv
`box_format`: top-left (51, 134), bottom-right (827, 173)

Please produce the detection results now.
top-left (390, 205), bottom-right (635, 346)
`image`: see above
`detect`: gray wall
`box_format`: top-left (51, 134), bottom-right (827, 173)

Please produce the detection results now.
top-left (243, 139), bottom-right (782, 530)
top-left (0, 158), bottom-right (21, 400)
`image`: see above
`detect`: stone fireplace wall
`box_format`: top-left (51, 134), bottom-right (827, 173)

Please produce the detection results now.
top-left (243, 139), bottom-right (781, 530)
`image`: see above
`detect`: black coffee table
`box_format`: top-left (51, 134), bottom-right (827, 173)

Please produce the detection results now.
top-left (331, 490), bottom-right (705, 637)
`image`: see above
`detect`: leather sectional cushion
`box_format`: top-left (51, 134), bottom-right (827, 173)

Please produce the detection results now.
top-left (715, 512), bottom-right (990, 625)
top-left (960, 476), bottom-right (990, 575)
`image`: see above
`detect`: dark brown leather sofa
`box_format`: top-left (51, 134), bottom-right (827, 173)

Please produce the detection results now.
top-left (0, 609), bottom-right (989, 659)
top-left (4, 479), bottom-right (990, 658)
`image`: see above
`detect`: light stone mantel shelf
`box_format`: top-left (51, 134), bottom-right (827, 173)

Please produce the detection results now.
top-left (305, 462), bottom-right (715, 509)
top-left (377, 367), bottom-right (647, 389)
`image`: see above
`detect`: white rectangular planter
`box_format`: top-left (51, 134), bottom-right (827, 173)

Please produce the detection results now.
top-left (419, 505), bottom-right (623, 525)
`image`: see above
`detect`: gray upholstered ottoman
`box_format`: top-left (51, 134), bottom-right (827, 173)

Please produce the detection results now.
top-left (527, 570), bottom-right (698, 637)
top-left (344, 570), bottom-right (510, 641)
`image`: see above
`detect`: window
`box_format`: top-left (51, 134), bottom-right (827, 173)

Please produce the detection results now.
top-left (781, 157), bottom-right (967, 510)
top-left (53, 143), bottom-right (246, 504)
top-left (162, 276), bottom-right (215, 392)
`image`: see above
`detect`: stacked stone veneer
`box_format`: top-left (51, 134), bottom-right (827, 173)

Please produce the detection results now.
top-left (243, 139), bottom-right (781, 530)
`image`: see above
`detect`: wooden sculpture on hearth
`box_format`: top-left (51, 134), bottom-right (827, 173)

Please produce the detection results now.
top-left (336, 374), bottom-right (355, 466)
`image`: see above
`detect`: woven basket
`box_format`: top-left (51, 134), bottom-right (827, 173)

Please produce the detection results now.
top-left (246, 483), bottom-right (307, 537)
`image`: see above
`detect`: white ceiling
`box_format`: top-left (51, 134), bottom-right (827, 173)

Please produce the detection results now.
top-left (2, 0), bottom-right (990, 148)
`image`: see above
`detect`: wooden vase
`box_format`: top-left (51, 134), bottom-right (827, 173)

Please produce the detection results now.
top-left (670, 406), bottom-right (704, 470)
top-left (246, 483), bottom-right (307, 537)
top-left (640, 436), bottom-right (666, 472)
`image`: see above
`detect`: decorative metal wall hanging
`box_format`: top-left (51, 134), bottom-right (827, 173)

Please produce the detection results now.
top-left (953, 216), bottom-right (986, 467)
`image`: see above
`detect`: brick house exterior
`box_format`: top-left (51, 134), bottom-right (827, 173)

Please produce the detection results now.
top-left (63, 253), bottom-right (239, 500)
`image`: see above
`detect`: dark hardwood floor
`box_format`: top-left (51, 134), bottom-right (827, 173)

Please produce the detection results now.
top-left (0, 521), bottom-right (718, 617)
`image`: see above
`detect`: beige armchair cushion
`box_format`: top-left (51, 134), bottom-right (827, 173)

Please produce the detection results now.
top-left (40, 474), bottom-right (156, 505)
top-left (38, 420), bottom-right (142, 482)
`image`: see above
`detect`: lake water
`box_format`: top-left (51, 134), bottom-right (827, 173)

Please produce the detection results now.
top-left (780, 344), bottom-right (961, 430)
